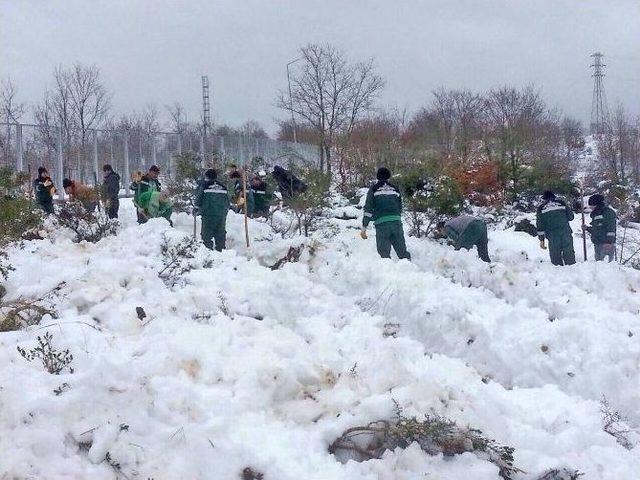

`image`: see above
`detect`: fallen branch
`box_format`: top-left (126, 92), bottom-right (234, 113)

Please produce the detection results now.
top-left (269, 245), bottom-right (304, 270)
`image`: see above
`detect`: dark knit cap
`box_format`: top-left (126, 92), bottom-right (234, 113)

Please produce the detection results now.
top-left (376, 167), bottom-right (391, 181)
top-left (103, 164), bottom-right (113, 172)
top-left (38, 167), bottom-right (48, 176)
top-left (149, 165), bottom-right (160, 173)
top-left (588, 194), bottom-right (605, 206)
top-left (204, 169), bottom-right (217, 180)
top-left (542, 190), bottom-right (556, 201)
top-left (62, 178), bottom-right (73, 189)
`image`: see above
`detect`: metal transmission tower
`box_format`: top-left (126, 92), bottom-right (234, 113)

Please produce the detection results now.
top-left (590, 52), bottom-right (609, 134)
top-left (201, 75), bottom-right (211, 138)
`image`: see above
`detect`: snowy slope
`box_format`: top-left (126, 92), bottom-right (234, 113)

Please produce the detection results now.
top-left (1, 200), bottom-right (639, 479)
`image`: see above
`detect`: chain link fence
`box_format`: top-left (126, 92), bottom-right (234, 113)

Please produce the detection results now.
top-left (0, 122), bottom-right (319, 197)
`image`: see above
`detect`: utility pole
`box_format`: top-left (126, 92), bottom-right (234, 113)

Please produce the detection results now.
top-left (286, 58), bottom-right (302, 144)
top-left (590, 52), bottom-right (609, 134)
top-left (202, 75), bottom-right (211, 155)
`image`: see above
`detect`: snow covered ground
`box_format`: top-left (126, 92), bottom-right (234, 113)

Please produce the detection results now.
top-left (1, 198), bottom-right (640, 479)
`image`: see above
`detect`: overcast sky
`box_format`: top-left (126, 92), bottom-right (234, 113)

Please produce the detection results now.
top-left (1, 0), bottom-right (638, 134)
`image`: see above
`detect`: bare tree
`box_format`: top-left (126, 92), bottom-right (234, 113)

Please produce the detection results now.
top-left (51, 67), bottom-right (74, 146)
top-left (599, 104), bottom-right (638, 184)
top-left (483, 85), bottom-right (548, 199)
top-left (561, 116), bottom-right (584, 161)
top-left (241, 120), bottom-right (269, 139)
top-left (277, 43), bottom-right (384, 174)
top-left (33, 91), bottom-right (58, 163)
top-left (66, 63), bottom-right (110, 147)
top-left (166, 102), bottom-right (188, 136)
top-left (0, 78), bottom-right (25, 124)
top-left (48, 64), bottom-right (110, 180)
top-left (0, 78), bottom-right (26, 165)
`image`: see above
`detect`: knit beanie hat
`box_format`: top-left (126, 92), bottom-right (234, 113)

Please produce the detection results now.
top-left (588, 194), bottom-right (604, 207)
top-left (542, 191), bottom-right (556, 201)
top-left (376, 167), bottom-right (391, 181)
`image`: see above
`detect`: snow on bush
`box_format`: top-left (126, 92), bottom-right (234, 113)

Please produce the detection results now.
top-left (0, 200), bottom-right (639, 479)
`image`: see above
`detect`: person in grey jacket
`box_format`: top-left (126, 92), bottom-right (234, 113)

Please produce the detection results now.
top-left (102, 164), bottom-right (120, 219)
top-left (436, 215), bottom-right (491, 262)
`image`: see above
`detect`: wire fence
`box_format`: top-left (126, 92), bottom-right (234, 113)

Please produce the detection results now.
top-left (0, 122), bottom-right (319, 197)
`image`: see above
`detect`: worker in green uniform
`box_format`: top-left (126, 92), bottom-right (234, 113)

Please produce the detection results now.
top-left (360, 167), bottom-right (410, 260)
top-left (195, 169), bottom-right (230, 251)
top-left (250, 172), bottom-right (272, 218)
top-left (584, 193), bottom-right (617, 262)
top-left (138, 190), bottom-right (173, 226)
top-left (536, 190), bottom-right (576, 266)
top-left (436, 215), bottom-right (491, 262)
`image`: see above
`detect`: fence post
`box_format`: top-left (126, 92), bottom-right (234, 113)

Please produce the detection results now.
top-left (57, 127), bottom-right (65, 200)
top-left (177, 134), bottom-right (182, 155)
top-left (124, 134), bottom-right (130, 197)
top-left (139, 136), bottom-right (145, 171)
top-left (16, 124), bottom-right (23, 172)
top-left (110, 133), bottom-right (115, 172)
top-left (93, 130), bottom-right (99, 183)
top-left (199, 134), bottom-right (205, 168)
top-left (151, 134), bottom-right (157, 167)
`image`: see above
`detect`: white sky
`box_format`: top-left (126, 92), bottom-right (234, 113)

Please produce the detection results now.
top-left (1, 0), bottom-right (639, 134)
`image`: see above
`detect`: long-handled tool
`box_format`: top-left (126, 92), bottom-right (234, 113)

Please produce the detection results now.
top-left (242, 167), bottom-right (250, 248)
top-left (580, 184), bottom-right (587, 261)
top-left (93, 171), bottom-right (102, 212)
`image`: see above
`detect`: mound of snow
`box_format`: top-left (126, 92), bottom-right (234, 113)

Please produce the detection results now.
top-left (1, 200), bottom-right (639, 479)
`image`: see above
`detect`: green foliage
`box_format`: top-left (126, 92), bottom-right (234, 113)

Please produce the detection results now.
top-left (0, 196), bottom-right (43, 243)
top-left (0, 166), bottom-right (29, 196)
top-left (174, 151), bottom-right (202, 183)
top-left (56, 202), bottom-right (118, 243)
top-left (158, 234), bottom-right (199, 287)
top-left (168, 152), bottom-right (202, 214)
top-left (329, 410), bottom-right (521, 479)
top-left (17, 332), bottom-right (73, 375)
top-left (0, 249), bottom-right (13, 281)
top-left (394, 165), bottom-right (464, 237)
top-left (0, 167), bottom-right (44, 250)
top-left (519, 161), bottom-right (577, 203)
top-left (287, 168), bottom-right (331, 236)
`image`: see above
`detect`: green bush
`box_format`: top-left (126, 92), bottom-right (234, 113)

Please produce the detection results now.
top-left (0, 166), bottom-right (29, 196)
top-left (394, 166), bottom-right (464, 237)
top-left (167, 152), bottom-right (202, 214)
top-left (515, 161), bottom-right (577, 210)
top-left (0, 196), bottom-right (43, 245)
top-left (287, 167), bottom-right (332, 237)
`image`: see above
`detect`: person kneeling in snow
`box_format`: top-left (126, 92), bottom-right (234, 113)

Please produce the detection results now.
top-left (250, 172), bottom-right (272, 218)
top-left (360, 167), bottom-right (411, 260)
top-left (436, 215), bottom-right (491, 263)
top-left (63, 178), bottom-right (98, 212)
top-left (194, 169), bottom-right (230, 251)
top-left (138, 190), bottom-right (173, 227)
top-left (536, 190), bottom-right (575, 266)
top-left (583, 194), bottom-right (616, 262)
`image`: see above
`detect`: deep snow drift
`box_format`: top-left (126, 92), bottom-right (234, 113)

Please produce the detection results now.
top-left (1, 199), bottom-right (639, 479)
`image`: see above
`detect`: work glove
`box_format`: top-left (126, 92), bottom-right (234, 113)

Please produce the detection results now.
top-left (360, 228), bottom-right (368, 240)
top-left (539, 240), bottom-right (547, 250)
